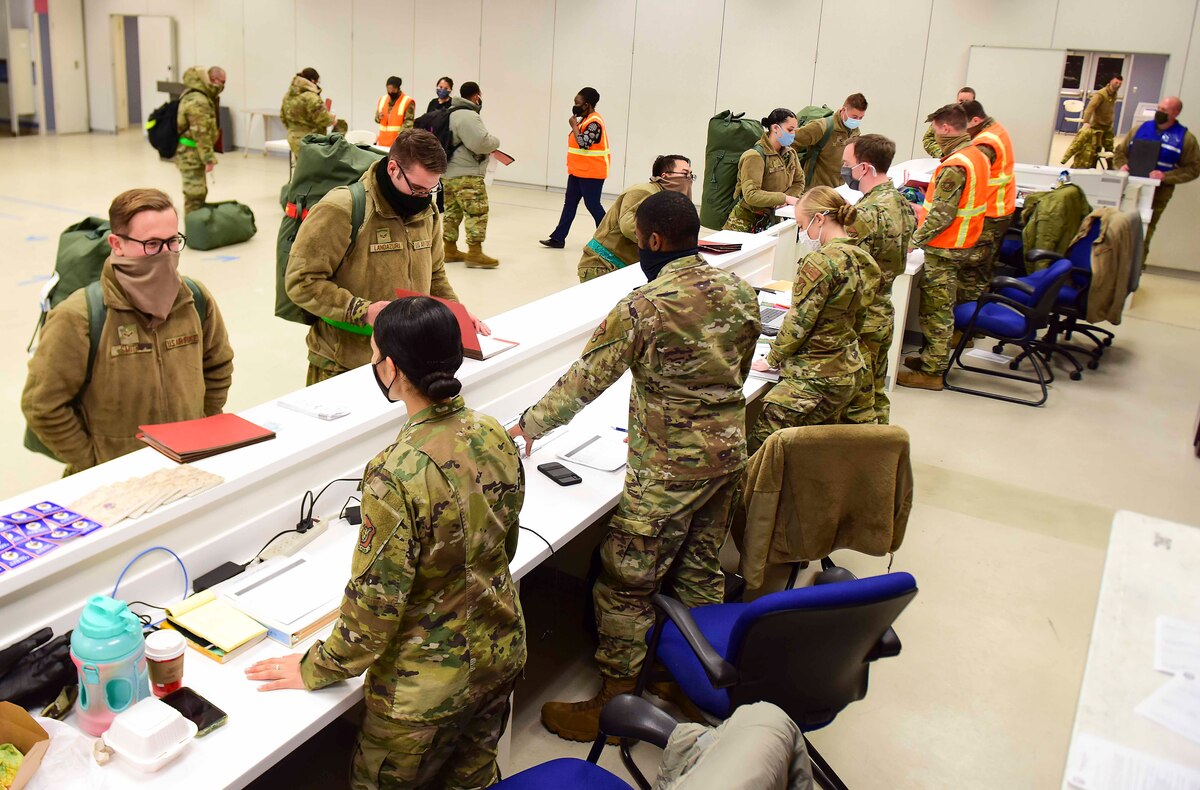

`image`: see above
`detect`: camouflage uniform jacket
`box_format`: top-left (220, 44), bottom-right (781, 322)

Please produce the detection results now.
top-left (280, 75), bottom-right (334, 139)
top-left (851, 181), bottom-right (917, 333)
top-left (21, 261), bottom-right (233, 472)
top-left (520, 255), bottom-right (761, 481)
top-left (176, 67), bottom-right (220, 165)
top-left (733, 134), bottom-right (805, 212)
top-left (284, 160), bottom-right (459, 371)
top-left (301, 396), bottom-right (527, 724)
top-left (765, 240), bottom-right (878, 383)
top-left (1084, 86), bottom-right (1118, 129)
top-left (911, 139), bottom-right (973, 261)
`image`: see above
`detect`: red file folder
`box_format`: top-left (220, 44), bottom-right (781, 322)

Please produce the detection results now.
top-left (137, 414), bottom-right (276, 463)
top-left (394, 290), bottom-right (517, 360)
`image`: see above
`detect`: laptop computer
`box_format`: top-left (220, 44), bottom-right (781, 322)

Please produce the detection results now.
top-left (1127, 138), bottom-right (1161, 178)
top-left (759, 304), bottom-right (787, 336)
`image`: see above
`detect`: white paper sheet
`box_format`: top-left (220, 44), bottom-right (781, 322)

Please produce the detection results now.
top-left (1157, 617), bottom-right (1200, 676)
top-left (1137, 673), bottom-right (1200, 746)
top-left (557, 431), bottom-right (628, 472)
top-left (1066, 732), bottom-right (1200, 789)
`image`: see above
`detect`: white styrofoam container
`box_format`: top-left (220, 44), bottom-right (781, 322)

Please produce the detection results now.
top-left (102, 698), bottom-right (196, 772)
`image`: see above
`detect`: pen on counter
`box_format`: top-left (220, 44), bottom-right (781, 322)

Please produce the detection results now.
top-left (612, 426), bottom-right (627, 433)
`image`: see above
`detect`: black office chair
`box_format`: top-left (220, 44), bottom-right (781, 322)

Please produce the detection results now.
top-left (943, 258), bottom-right (1073, 406)
top-left (636, 567), bottom-right (918, 790)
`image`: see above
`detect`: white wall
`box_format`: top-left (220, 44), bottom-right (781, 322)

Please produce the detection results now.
top-left (75, 0), bottom-right (1200, 268)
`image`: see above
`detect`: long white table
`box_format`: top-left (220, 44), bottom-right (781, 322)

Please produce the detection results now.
top-left (1061, 511), bottom-right (1200, 788)
top-left (0, 233), bottom-right (778, 788)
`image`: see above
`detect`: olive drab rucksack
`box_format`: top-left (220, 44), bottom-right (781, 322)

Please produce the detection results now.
top-left (699, 111), bottom-right (764, 230)
top-left (793, 105), bottom-right (836, 184)
top-left (23, 217), bottom-right (207, 459)
top-left (276, 133), bottom-right (385, 324)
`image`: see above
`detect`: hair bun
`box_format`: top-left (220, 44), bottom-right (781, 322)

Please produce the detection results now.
top-left (420, 370), bottom-right (462, 400)
top-left (837, 204), bottom-right (858, 226)
top-left (760, 117), bottom-right (771, 127)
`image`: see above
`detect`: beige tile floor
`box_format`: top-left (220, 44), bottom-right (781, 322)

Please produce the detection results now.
top-left (4, 131), bottom-right (1200, 788)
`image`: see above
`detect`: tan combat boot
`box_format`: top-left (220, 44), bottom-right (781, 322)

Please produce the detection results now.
top-left (540, 675), bottom-right (638, 742)
top-left (897, 369), bottom-right (944, 391)
top-left (903, 355), bottom-right (923, 372)
top-left (444, 240), bottom-right (465, 262)
top-left (465, 243), bottom-right (499, 269)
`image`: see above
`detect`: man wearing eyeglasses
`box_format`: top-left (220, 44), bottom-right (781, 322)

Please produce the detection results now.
top-left (576, 154), bottom-right (695, 283)
top-left (285, 129), bottom-right (486, 385)
top-left (22, 189), bottom-right (233, 473)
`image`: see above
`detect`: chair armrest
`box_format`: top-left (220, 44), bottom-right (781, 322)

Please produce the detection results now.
top-left (865, 627), bottom-right (903, 661)
top-left (652, 594), bottom-right (739, 688)
top-left (979, 291), bottom-right (1037, 316)
top-left (989, 276), bottom-right (1036, 296)
top-left (598, 694), bottom-right (679, 749)
top-left (1026, 248), bottom-right (1063, 264)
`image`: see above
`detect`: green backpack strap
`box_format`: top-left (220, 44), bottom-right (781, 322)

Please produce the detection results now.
top-left (804, 116), bottom-right (837, 183)
top-left (82, 281), bottom-right (106, 396)
top-left (183, 277), bottom-right (207, 323)
top-left (319, 181), bottom-right (375, 336)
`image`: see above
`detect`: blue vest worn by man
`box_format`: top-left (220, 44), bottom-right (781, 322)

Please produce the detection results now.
top-left (1133, 120), bottom-right (1188, 171)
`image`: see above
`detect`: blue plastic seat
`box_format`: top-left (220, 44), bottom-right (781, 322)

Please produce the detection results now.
top-left (494, 758), bottom-right (634, 789)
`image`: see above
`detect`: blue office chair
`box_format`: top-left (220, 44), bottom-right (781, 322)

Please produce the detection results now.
top-left (636, 568), bottom-right (918, 790)
top-left (943, 258), bottom-right (1073, 406)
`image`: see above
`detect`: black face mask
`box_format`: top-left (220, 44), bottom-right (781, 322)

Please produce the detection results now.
top-left (638, 246), bottom-right (698, 281)
top-left (375, 162), bottom-right (432, 218)
top-left (373, 360), bottom-right (400, 403)
top-left (1155, 110), bottom-right (1170, 126)
top-left (572, 104), bottom-right (585, 117)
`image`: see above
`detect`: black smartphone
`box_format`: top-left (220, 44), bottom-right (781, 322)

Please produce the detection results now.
top-left (537, 461), bottom-right (582, 486)
top-left (161, 687), bottom-right (228, 737)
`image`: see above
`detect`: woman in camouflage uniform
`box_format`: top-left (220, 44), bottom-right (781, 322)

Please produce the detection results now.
top-left (723, 108), bottom-right (805, 232)
top-left (749, 186), bottom-right (881, 454)
top-left (247, 297), bottom-right (526, 789)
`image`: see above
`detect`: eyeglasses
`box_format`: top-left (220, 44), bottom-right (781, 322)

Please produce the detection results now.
top-left (117, 234), bottom-right (187, 254)
top-left (395, 164), bottom-right (442, 197)
top-left (669, 172), bottom-right (697, 181)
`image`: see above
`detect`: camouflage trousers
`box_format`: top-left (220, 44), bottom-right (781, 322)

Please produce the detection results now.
top-left (722, 201), bottom-right (778, 233)
top-left (442, 175), bottom-right (489, 244)
top-left (1144, 183), bottom-right (1175, 262)
top-left (748, 372), bottom-right (861, 455)
top-left (595, 470), bottom-right (740, 680)
top-left (956, 215), bottom-right (1012, 306)
top-left (176, 148), bottom-right (208, 214)
top-left (307, 355), bottom-right (349, 386)
top-left (856, 324), bottom-right (892, 424)
top-left (350, 681), bottom-right (514, 790)
top-left (916, 250), bottom-right (960, 375)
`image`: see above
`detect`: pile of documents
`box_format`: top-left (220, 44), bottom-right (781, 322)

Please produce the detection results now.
top-left (138, 413), bottom-right (275, 463)
top-left (70, 465), bottom-right (223, 527)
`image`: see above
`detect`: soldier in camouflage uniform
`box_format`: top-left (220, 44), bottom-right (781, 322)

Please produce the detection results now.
top-left (723, 109), bottom-right (804, 232)
top-left (1061, 127), bottom-right (1103, 169)
top-left (247, 296), bottom-right (525, 790)
top-left (285, 130), bottom-right (485, 384)
top-left (899, 104), bottom-right (991, 391)
top-left (1082, 76), bottom-right (1122, 153)
top-left (510, 192), bottom-right (760, 742)
top-left (921, 87), bottom-right (976, 158)
top-left (750, 187), bottom-right (880, 451)
top-left (175, 66), bottom-right (224, 214)
top-left (442, 83), bottom-right (502, 268)
top-left (957, 103), bottom-right (1013, 306)
top-left (842, 136), bottom-right (917, 424)
top-left (280, 68), bottom-right (337, 157)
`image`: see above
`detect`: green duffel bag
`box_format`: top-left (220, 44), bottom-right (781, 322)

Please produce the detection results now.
top-left (276, 132), bottom-right (383, 324)
top-left (185, 200), bottom-right (257, 250)
top-left (699, 110), bottom-right (763, 230)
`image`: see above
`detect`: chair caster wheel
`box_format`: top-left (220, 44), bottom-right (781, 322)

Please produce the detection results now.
top-left (1087, 360), bottom-right (1099, 370)
top-left (1102, 338), bottom-right (1113, 347)
top-left (1008, 361), bottom-right (1020, 371)
top-left (1069, 371), bottom-right (1082, 381)
top-left (992, 345), bottom-right (1005, 354)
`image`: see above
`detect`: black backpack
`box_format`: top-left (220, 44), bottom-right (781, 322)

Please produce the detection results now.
top-left (146, 96), bottom-right (184, 159)
top-left (413, 106), bottom-right (467, 158)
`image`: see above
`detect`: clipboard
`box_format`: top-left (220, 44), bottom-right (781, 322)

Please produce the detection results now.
top-left (491, 150), bottom-right (515, 166)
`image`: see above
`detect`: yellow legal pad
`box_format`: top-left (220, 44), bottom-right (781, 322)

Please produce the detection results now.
top-left (165, 590), bottom-right (267, 654)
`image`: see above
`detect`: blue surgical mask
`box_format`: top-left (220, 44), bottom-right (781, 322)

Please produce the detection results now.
top-left (436, 88), bottom-right (450, 100)
top-left (777, 127), bottom-right (796, 147)
top-left (843, 116), bottom-right (861, 130)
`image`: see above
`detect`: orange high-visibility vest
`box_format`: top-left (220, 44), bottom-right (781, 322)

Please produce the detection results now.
top-left (921, 145), bottom-right (990, 249)
top-left (567, 113), bottom-right (610, 179)
top-left (376, 93), bottom-right (415, 147)
top-left (973, 121), bottom-right (1016, 218)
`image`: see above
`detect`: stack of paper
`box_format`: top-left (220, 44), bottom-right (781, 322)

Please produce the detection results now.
top-left (557, 430), bottom-right (628, 472)
top-left (749, 341), bottom-right (780, 382)
top-left (164, 591), bottom-right (267, 663)
top-left (70, 466), bottom-right (223, 527)
top-left (138, 414), bottom-right (275, 463)
top-left (222, 553), bottom-right (345, 647)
